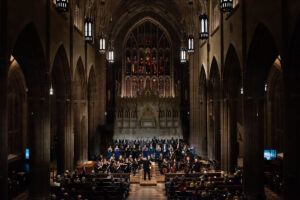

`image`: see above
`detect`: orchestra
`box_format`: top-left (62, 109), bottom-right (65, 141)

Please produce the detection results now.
top-left (93, 138), bottom-right (208, 176)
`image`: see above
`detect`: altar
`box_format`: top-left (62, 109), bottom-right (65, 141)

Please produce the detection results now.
top-left (113, 88), bottom-right (183, 140)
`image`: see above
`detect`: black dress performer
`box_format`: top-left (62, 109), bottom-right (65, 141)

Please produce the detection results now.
top-left (143, 158), bottom-right (151, 180)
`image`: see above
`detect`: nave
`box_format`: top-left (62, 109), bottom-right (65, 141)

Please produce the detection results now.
top-left (1, 0), bottom-right (300, 200)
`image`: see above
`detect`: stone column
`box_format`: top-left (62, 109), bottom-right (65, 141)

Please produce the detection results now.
top-left (207, 99), bottom-right (214, 160)
top-left (94, 53), bottom-right (106, 155)
top-left (243, 97), bottom-right (264, 200)
top-left (188, 53), bottom-right (195, 148)
top-left (0, 62), bottom-right (8, 200)
top-left (29, 98), bottom-right (51, 200)
top-left (283, 67), bottom-right (300, 200)
top-left (199, 97), bottom-right (208, 159)
top-left (229, 100), bottom-right (238, 173)
top-left (193, 39), bottom-right (200, 156)
top-left (65, 100), bottom-right (73, 170)
top-left (0, 0), bottom-right (8, 198)
top-left (73, 102), bottom-right (81, 165)
top-left (81, 101), bottom-right (88, 163)
top-left (221, 99), bottom-right (229, 172)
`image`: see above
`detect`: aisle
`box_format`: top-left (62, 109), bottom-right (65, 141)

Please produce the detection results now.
top-left (127, 183), bottom-right (167, 200)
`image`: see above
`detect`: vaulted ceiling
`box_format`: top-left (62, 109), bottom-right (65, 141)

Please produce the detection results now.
top-left (83, 0), bottom-right (208, 40)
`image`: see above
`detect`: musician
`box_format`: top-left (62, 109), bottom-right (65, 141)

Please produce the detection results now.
top-left (192, 158), bottom-right (201, 173)
top-left (161, 158), bottom-right (169, 174)
top-left (149, 143), bottom-right (154, 157)
top-left (123, 158), bottom-right (131, 173)
top-left (157, 153), bottom-right (163, 171)
top-left (102, 160), bottom-right (109, 173)
top-left (115, 146), bottom-right (120, 160)
top-left (155, 144), bottom-right (161, 161)
top-left (94, 161), bottom-right (103, 173)
top-left (114, 161), bottom-right (121, 173)
top-left (162, 143), bottom-right (168, 158)
top-left (184, 156), bottom-right (191, 174)
top-left (125, 144), bottom-right (131, 158)
top-left (143, 157), bottom-right (151, 180)
top-left (132, 158), bottom-right (139, 176)
top-left (142, 144), bottom-right (149, 158)
top-left (171, 159), bottom-right (178, 173)
top-left (132, 144), bottom-right (137, 159)
top-left (168, 144), bottom-right (174, 155)
top-left (107, 146), bottom-right (113, 160)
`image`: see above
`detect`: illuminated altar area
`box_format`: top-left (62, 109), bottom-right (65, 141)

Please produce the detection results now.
top-left (113, 20), bottom-right (183, 139)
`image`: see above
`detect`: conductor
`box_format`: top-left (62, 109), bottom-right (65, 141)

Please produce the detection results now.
top-left (143, 157), bottom-right (151, 180)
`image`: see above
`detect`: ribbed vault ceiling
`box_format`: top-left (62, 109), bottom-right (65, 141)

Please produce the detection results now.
top-left (84, 0), bottom-right (207, 40)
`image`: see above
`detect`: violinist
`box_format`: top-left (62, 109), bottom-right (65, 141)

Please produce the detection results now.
top-left (94, 161), bottom-right (103, 173)
top-left (123, 158), bottom-right (131, 173)
top-left (102, 159), bottom-right (109, 173)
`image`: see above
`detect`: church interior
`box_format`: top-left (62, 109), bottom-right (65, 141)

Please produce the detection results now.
top-left (0, 0), bottom-right (299, 200)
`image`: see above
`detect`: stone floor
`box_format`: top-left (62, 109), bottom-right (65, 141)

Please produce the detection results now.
top-left (127, 183), bottom-right (167, 200)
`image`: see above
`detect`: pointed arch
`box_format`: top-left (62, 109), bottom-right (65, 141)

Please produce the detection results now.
top-left (222, 44), bottom-right (242, 173)
top-left (74, 57), bottom-right (87, 100)
top-left (50, 45), bottom-right (73, 173)
top-left (73, 57), bottom-right (88, 165)
top-left (11, 23), bottom-right (49, 198)
top-left (12, 23), bottom-right (47, 98)
top-left (52, 45), bottom-right (71, 99)
top-left (199, 66), bottom-right (208, 158)
top-left (243, 23), bottom-right (280, 199)
top-left (207, 57), bottom-right (221, 165)
top-left (246, 23), bottom-right (279, 97)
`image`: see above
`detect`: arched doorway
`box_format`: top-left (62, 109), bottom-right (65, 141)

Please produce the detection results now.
top-left (222, 45), bottom-right (242, 173)
top-left (208, 58), bottom-right (221, 166)
top-left (50, 45), bottom-right (72, 174)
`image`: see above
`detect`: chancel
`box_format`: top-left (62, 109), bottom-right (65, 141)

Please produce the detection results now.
top-left (0, 0), bottom-right (299, 200)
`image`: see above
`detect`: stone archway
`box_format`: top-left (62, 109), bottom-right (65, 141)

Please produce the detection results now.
top-left (7, 58), bottom-right (27, 158)
top-left (244, 23), bottom-right (279, 199)
top-left (50, 45), bottom-right (72, 174)
top-left (222, 45), bottom-right (242, 173)
top-left (11, 23), bottom-right (50, 199)
top-left (199, 66), bottom-right (207, 158)
top-left (208, 58), bottom-right (221, 166)
top-left (73, 58), bottom-right (88, 165)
